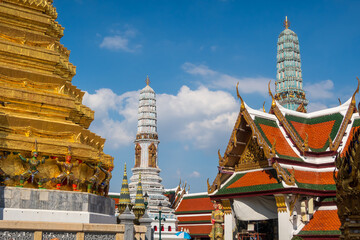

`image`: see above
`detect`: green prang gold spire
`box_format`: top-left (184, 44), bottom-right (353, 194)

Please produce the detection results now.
top-left (117, 163), bottom-right (132, 215)
top-left (275, 16), bottom-right (308, 111)
top-left (133, 173), bottom-right (145, 219)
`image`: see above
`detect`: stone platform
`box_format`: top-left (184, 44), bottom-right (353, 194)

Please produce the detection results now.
top-left (0, 187), bottom-right (116, 224)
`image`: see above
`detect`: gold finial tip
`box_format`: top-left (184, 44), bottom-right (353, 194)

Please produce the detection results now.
top-left (146, 75), bottom-right (150, 86)
top-left (284, 16), bottom-right (290, 29)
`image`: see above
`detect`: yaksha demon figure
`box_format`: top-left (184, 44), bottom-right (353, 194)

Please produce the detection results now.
top-left (99, 165), bottom-right (113, 196)
top-left (86, 159), bottom-right (103, 194)
top-left (209, 201), bottom-right (224, 240)
top-left (54, 146), bottom-right (81, 191)
top-left (17, 141), bottom-right (47, 188)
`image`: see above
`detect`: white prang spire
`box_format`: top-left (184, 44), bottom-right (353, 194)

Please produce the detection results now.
top-left (137, 75), bottom-right (158, 136)
top-left (129, 76), bottom-right (177, 234)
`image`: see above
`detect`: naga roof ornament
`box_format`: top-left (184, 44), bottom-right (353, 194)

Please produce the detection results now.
top-left (329, 77), bottom-right (359, 151)
top-left (235, 82), bottom-right (275, 159)
top-left (269, 80), bottom-right (306, 154)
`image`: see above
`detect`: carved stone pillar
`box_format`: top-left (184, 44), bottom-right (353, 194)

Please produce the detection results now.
top-left (139, 210), bottom-right (153, 240)
top-left (118, 206), bottom-right (135, 240)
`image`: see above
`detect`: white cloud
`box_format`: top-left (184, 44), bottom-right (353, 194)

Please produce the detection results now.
top-left (99, 26), bottom-right (141, 52)
top-left (83, 89), bottom-right (139, 148)
top-left (83, 85), bottom-right (238, 150)
top-left (304, 80), bottom-right (335, 100)
top-left (307, 102), bottom-right (329, 112)
top-left (189, 171), bottom-right (201, 178)
top-left (182, 62), bottom-right (274, 96)
top-left (182, 63), bottom-right (216, 77)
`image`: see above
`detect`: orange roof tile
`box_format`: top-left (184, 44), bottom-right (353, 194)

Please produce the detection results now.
top-left (294, 170), bottom-right (335, 185)
top-left (258, 124), bottom-right (299, 158)
top-left (178, 215), bottom-right (211, 222)
top-left (290, 120), bottom-right (335, 149)
top-left (301, 210), bottom-right (340, 232)
top-left (227, 170), bottom-right (278, 189)
top-left (176, 196), bottom-right (213, 213)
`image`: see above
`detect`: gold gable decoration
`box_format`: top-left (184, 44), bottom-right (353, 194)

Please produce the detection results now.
top-left (235, 138), bottom-right (268, 171)
top-left (208, 83), bottom-right (277, 194)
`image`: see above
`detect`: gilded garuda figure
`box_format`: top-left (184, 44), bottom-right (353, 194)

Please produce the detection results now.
top-left (209, 201), bottom-right (224, 240)
top-left (53, 146), bottom-right (82, 191)
top-left (17, 141), bottom-right (48, 188)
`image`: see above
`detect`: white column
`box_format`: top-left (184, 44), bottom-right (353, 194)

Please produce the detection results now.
top-left (276, 194), bottom-right (292, 240)
top-left (224, 212), bottom-right (234, 240)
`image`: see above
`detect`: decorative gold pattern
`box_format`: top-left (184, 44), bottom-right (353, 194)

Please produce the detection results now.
top-left (4, 0), bottom-right (57, 18)
top-left (334, 126), bottom-right (360, 239)
top-left (303, 133), bottom-right (309, 152)
top-left (262, 101), bottom-right (266, 113)
top-left (136, 133), bottom-right (158, 140)
top-left (208, 173), bottom-right (222, 194)
top-left (273, 161), bottom-right (296, 186)
top-left (135, 144), bottom-right (141, 167)
top-left (235, 138), bottom-right (268, 171)
top-left (275, 195), bottom-right (287, 212)
top-left (0, 1), bottom-right (113, 194)
top-left (221, 199), bottom-right (232, 215)
top-left (148, 143), bottom-right (157, 168)
top-left (289, 194), bottom-right (300, 216)
top-left (296, 102), bottom-right (307, 113)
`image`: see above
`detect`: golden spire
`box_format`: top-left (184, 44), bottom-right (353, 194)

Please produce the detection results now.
top-left (146, 75), bottom-right (150, 86)
top-left (284, 16), bottom-right (290, 29)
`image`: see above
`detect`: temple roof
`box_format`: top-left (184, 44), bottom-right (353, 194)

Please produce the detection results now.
top-left (209, 81), bottom-right (359, 195)
top-left (241, 95), bottom-right (357, 162)
top-left (175, 193), bottom-right (213, 238)
top-left (175, 193), bottom-right (213, 214)
top-left (297, 208), bottom-right (340, 238)
top-left (211, 167), bottom-right (335, 197)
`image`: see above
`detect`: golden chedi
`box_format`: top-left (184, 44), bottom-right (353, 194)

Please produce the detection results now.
top-left (0, 0), bottom-right (113, 195)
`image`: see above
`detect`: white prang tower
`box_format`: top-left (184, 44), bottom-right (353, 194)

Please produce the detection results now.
top-left (129, 76), bottom-right (177, 239)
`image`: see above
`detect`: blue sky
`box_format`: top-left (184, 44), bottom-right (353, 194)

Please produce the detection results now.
top-left (54, 0), bottom-right (360, 193)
